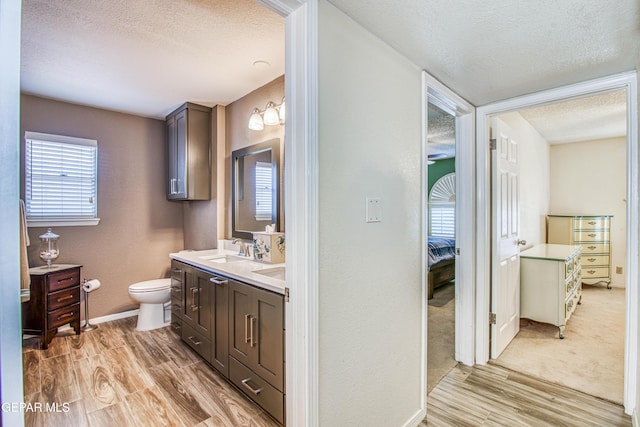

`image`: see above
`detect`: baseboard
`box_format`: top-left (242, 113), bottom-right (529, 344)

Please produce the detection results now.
top-left (58, 309), bottom-right (139, 332)
top-left (633, 408), bottom-right (638, 427)
top-left (402, 407), bottom-right (426, 427)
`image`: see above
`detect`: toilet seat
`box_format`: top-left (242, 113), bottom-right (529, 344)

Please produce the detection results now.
top-left (129, 278), bottom-right (171, 293)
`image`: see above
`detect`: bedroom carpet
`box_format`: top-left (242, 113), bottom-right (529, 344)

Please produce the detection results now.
top-left (494, 284), bottom-right (625, 404)
top-left (427, 282), bottom-right (456, 394)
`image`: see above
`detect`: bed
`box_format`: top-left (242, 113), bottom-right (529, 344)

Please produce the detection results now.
top-left (428, 236), bottom-right (456, 299)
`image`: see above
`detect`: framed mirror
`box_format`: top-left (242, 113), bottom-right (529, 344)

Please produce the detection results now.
top-left (232, 139), bottom-right (280, 240)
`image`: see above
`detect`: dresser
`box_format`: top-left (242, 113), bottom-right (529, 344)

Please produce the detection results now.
top-left (547, 215), bottom-right (612, 288)
top-left (520, 244), bottom-right (582, 339)
top-left (23, 264), bottom-right (82, 349)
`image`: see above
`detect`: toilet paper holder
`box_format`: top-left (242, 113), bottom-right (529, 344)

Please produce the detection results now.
top-left (82, 278), bottom-right (100, 332)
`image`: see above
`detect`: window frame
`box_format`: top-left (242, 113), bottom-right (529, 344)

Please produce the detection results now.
top-left (24, 131), bottom-right (100, 227)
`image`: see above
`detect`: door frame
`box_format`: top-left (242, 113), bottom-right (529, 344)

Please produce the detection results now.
top-left (424, 72), bottom-right (476, 366)
top-left (475, 71), bottom-right (638, 414)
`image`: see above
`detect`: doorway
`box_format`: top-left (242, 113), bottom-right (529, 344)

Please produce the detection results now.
top-left (476, 72), bottom-right (639, 414)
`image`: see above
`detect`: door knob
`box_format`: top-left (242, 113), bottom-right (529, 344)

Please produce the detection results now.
top-left (517, 239), bottom-right (527, 246)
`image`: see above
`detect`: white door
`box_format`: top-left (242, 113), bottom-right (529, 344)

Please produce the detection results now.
top-left (490, 117), bottom-right (522, 358)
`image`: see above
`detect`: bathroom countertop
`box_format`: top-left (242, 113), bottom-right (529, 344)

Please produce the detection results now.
top-left (169, 249), bottom-right (286, 295)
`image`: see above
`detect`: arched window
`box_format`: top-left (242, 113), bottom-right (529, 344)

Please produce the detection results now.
top-left (429, 172), bottom-right (455, 237)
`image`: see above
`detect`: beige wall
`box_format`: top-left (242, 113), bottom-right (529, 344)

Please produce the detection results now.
top-left (318, 1), bottom-right (423, 425)
top-left (499, 112), bottom-right (551, 248)
top-left (550, 137), bottom-right (627, 287)
top-left (21, 95), bottom-right (184, 318)
top-left (225, 76), bottom-right (285, 238)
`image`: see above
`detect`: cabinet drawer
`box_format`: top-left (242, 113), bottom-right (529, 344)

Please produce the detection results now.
top-left (581, 255), bottom-right (609, 266)
top-left (580, 243), bottom-right (609, 254)
top-left (47, 303), bottom-right (79, 329)
top-left (565, 275), bottom-right (578, 298)
top-left (47, 269), bottom-right (80, 292)
top-left (170, 318), bottom-right (182, 335)
top-left (47, 286), bottom-right (80, 311)
top-left (581, 267), bottom-right (609, 279)
top-left (574, 217), bottom-right (610, 230)
top-left (182, 322), bottom-right (211, 361)
top-left (573, 230), bottom-right (609, 242)
top-left (229, 356), bottom-right (284, 425)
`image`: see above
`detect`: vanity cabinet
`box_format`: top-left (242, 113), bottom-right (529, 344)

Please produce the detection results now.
top-left (228, 279), bottom-right (285, 424)
top-left (520, 244), bottom-right (582, 339)
top-left (23, 265), bottom-right (82, 349)
top-left (166, 102), bottom-right (211, 201)
top-left (170, 261), bottom-right (229, 375)
top-left (547, 215), bottom-right (612, 288)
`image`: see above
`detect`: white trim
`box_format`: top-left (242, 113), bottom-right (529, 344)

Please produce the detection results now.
top-left (25, 131), bottom-right (97, 147)
top-left (475, 71), bottom-right (638, 415)
top-left (424, 72), bottom-right (476, 367)
top-left (55, 309), bottom-right (139, 333)
top-left (27, 218), bottom-right (101, 227)
top-left (1, 0), bottom-right (25, 425)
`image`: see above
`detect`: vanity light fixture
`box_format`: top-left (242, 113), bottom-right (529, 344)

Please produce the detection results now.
top-left (247, 97), bottom-right (285, 131)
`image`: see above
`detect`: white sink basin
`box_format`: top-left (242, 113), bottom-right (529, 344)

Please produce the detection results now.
top-left (200, 254), bottom-right (249, 264)
top-left (253, 266), bottom-right (285, 281)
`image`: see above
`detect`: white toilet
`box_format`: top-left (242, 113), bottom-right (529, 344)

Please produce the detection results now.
top-left (128, 278), bottom-right (171, 331)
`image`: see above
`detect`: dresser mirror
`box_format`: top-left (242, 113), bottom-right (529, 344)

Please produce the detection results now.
top-left (232, 139), bottom-right (280, 240)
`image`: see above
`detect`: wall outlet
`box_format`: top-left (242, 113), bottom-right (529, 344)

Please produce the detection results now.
top-left (366, 197), bottom-right (382, 223)
top-left (616, 266), bottom-right (623, 274)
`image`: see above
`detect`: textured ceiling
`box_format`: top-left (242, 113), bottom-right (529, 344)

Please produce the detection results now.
top-left (21, 0), bottom-right (285, 118)
top-left (328, 0), bottom-right (640, 106)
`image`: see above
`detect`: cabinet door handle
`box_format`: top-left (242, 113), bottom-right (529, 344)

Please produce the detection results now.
top-left (210, 277), bottom-right (228, 286)
top-left (244, 314), bottom-right (251, 343)
top-left (241, 378), bottom-right (263, 395)
top-left (250, 316), bottom-right (257, 348)
top-left (187, 336), bottom-right (201, 346)
top-left (190, 304), bottom-right (199, 311)
top-left (171, 268), bottom-right (182, 274)
top-left (56, 294), bottom-right (74, 303)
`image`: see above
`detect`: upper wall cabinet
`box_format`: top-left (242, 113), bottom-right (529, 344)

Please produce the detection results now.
top-left (166, 102), bottom-right (211, 200)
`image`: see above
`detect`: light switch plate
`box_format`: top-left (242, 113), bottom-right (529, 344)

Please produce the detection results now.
top-left (366, 197), bottom-right (382, 223)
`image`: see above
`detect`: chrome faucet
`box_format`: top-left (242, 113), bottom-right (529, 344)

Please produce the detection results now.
top-left (232, 238), bottom-right (250, 257)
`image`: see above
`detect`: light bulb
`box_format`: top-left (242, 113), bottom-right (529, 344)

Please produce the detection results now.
top-left (248, 108), bottom-right (264, 131)
top-left (278, 98), bottom-right (285, 124)
top-left (263, 102), bottom-right (279, 126)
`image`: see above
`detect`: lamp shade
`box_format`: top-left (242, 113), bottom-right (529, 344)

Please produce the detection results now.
top-left (263, 101), bottom-right (279, 126)
top-left (248, 108), bottom-right (264, 131)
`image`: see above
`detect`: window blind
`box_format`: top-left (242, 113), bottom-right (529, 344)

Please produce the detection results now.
top-left (25, 132), bottom-right (98, 224)
top-left (255, 161), bottom-right (273, 221)
top-left (430, 204), bottom-right (455, 237)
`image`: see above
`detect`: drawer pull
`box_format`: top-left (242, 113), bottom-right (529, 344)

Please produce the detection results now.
top-left (588, 245), bottom-right (596, 250)
top-left (56, 276), bottom-right (75, 284)
top-left (588, 233), bottom-right (596, 237)
top-left (171, 268), bottom-right (182, 273)
top-left (586, 270), bottom-right (596, 275)
top-left (171, 286), bottom-right (181, 293)
top-left (187, 336), bottom-right (201, 346)
top-left (210, 277), bottom-right (228, 286)
top-left (588, 221), bottom-right (596, 225)
top-left (172, 303), bottom-right (182, 313)
top-left (587, 258), bottom-right (596, 263)
top-left (56, 312), bottom-right (74, 321)
top-left (56, 294), bottom-right (74, 303)
top-left (241, 378), bottom-right (263, 395)
top-left (171, 322), bottom-right (181, 331)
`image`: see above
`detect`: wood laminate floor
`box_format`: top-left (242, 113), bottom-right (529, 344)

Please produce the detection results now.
top-left (423, 363), bottom-right (631, 427)
top-left (22, 317), bottom-right (280, 427)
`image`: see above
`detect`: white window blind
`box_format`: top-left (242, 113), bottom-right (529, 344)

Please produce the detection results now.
top-left (255, 161), bottom-right (273, 221)
top-left (25, 131), bottom-right (99, 226)
top-left (429, 173), bottom-right (455, 238)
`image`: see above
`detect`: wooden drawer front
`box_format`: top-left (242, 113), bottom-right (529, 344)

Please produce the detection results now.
top-left (564, 260), bottom-right (574, 279)
top-left (47, 286), bottom-right (80, 311)
top-left (581, 255), bottom-right (609, 267)
top-left (582, 267), bottom-right (609, 279)
top-left (182, 322), bottom-right (211, 362)
top-left (564, 291), bottom-right (579, 323)
top-left (574, 230), bottom-right (609, 242)
top-left (565, 276), bottom-right (578, 297)
top-left (581, 243), bottom-right (609, 254)
top-left (229, 357), bottom-right (284, 425)
top-left (47, 303), bottom-right (80, 329)
top-left (170, 318), bottom-right (182, 335)
top-left (47, 269), bottom-right (80, 292)
top-left (574, 217), bottom-right (610, 230)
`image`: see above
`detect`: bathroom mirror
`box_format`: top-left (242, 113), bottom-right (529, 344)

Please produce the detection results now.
top-left (232, 139), bottom-right (280, 240)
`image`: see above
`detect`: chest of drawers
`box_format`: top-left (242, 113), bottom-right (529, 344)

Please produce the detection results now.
top-left (520, 244), bottom-right (582, 339)
top-left (23, 264), bottom-right (82, 349)
top-left (547, 215), bottom-right (612, 288)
